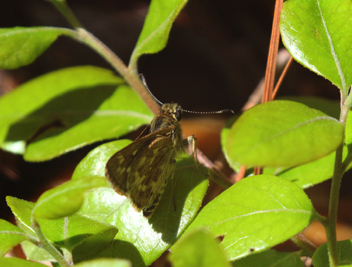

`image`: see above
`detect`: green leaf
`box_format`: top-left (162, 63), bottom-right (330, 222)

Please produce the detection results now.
top-left (280, 0), bottom-right (352, 92)
top-left (0, 27), bottom-right (69, 69)
top-left (224, 128), bottom-right (348, 190)
top-left (6, 196), bottom-right (36, 237)
top-left (264, 145), bottom-right (352, 189)
top-left (32, 176), bottom-right (109, 219)
top-left (0, 219), bottom-right (27, 256)
top-left (277, 96), bottom-right (340, 120)
top-left (73, 228), bottom-right (121, 262)
top-left (21, 240), bottom-right (56, 262)
top-left (169, 228), bottom-right (230, 267)
top-left (39, 214), bottom-right (118, 252)
top-left (225, 100), bottom-right (343, 168)
top-left (264, 151), bottom-right (335, 189)
top-left (75, 258), bottom-right (132, 267)
top-left (0, 257), bottom-right (48, 267)
top-left (312, 240), bottom-right (352, 267)
top-left (186, 175), bottom-right (315, 260)
top-left (222, 97), bottom-right (345, 189)
top-left (231, 250), bottom-right (304, 267)
top-left (221, 116), bottom-right (241, 172)
top-left (0, 65), bottom-right (153, 161)
top-left (129, 0), bottom-right (188, 68)
top-left (7, 197), bottom-right (118, 257)
top-left (73, 146), bottom-right (208, 266)
top-left (72, 139), bottom-right (132, 180)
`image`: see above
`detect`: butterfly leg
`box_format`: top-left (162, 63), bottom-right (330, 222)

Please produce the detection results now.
top-left (184, 135), bottom-right (197, 160)
top-left (184, 135), bottom-right (209, 177)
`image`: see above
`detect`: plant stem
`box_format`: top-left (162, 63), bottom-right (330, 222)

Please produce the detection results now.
top-left (291, 234), bottom-right (316, 257)
top-left (326, 90), bottom-right (352, 267)
top-left (32, 219), bottom-right (71, 267)
top-left (48, 0), bottom-right (83, 29)
top-left (66, 28), bottom-right (160, 115)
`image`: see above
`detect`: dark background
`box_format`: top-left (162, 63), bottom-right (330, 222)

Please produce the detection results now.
top-left (0, 0), bottom-right (350, 257)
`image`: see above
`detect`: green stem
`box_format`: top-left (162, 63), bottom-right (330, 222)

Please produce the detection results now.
top-left (326, 90), bottom-right (352, 267)
top-left (49, 0), bottom-right (83, 29)
top-left (63, 28), bottom-right (160, 115)
top-left (327, 145), bottom-right (343, 267)
top-left (50, 0), bottom-right (159, 115)
top-left (32, 219), bottom-right (71, 267)
top-left (290, 234), bottom-right (316, 257)
top-left (341, 148), bottom-right (352, 173)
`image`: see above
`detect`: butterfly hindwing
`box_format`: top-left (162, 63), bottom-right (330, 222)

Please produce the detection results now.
top-left (128, 135), bottom-right (174, 212)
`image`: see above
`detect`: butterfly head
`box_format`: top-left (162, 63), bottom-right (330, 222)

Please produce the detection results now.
top-left (160, 103), bottom-right (183, 121)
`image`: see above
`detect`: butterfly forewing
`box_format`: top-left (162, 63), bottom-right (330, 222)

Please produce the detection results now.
top-left (105, 127), bottom-right (176, 215)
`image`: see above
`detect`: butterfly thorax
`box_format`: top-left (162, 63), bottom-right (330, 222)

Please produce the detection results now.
top-left (150, 103), bottom-right (184, 156)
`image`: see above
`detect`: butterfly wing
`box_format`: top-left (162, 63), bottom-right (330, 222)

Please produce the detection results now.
top-left (105, 127), bottom-right (175, 210)
top-left (128, 135), bottom-right (174, 213)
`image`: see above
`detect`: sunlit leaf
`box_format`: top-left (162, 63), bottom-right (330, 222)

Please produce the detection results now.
top-left (186, 175), bottom-right (315, 260)
top-left (0, 27), bottom-right (70, 69)
top-left (225, 101), bottom-right (343, 168)
top-left (280, 0), bottom-right (352, 92)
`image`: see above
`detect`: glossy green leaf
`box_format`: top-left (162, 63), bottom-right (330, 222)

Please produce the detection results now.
top-left (222, 97), bottom-right (340, 173)
top-left (32, 176), bottom-right (109, 219)
top-left (6, 196), bottom-right (36, 237)
top-left (312, 240), bottom-right (352, 267)
top-left (6, 197), bottom-right (52, 261)
top-left (221, 97), bottom-right (345, 189)
top-left (0, 27), bottom-right (69, 69)
top-left (0, 65), bottom-right (153, 161)
top-left (72, 139), bottom-right (132, 180)
top-left (225, 101), bottom-right (343, 168)
top-left (73, 141), bottom-right (208, 266)
top-left (169, 228), bottom-right (230, 267)
top-left (224, 128), bottom-right (346, 190)
top-left (75, 258), bottom-right (132, 267)
top-left (41, 215), bottom-right (117, 252)
top-left (21, 240), bottom-right (56, 262)
top-left (0, 219), bottom-right (27, 256)
top-left (129, 0), bottom-right (188, 68)
top-left (264, 145), bottom-right (352, 188)
top-left (0, 257), bottom-right (48, 267)
top-left (277, 96), bottom-right (340, 120)
top-left (264, 151), bottom-right (335, 189)
top-left (186, 175), bottom-right (315, 260)
top-left (231, 250), bottom-right (304, 267)
top-left (280, 0), bottom-right (352, 92)
top-left (7, 196), bottom-right (118, 258)
top-left (73, 228), bottom-right (121, 262)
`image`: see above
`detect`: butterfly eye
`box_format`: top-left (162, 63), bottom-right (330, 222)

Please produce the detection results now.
top-left (175, 109), bottom-right (182, 121)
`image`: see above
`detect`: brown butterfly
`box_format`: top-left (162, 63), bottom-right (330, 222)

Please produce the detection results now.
top-left (105, 103), bottom-right (194, 217)
top-left (105, 78), bottom-right (233, 218)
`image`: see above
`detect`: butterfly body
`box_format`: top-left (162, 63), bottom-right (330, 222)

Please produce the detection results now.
top-left (105, 103), bottom-right (193, 217)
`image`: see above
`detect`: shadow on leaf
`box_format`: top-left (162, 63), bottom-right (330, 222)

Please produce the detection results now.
top-left (5, 85), bottom-right (117, 143)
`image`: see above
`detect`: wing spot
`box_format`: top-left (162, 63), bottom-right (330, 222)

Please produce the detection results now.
top-left (139, 157), bottom-right (147, 165)
top-left (132, 150), bottom-right (138, 156)
top-left (116, 166), bottom-right (126, 174)
top-left (116, 155), bottom-right (124, 164)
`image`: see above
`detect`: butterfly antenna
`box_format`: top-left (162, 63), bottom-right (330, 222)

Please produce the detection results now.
top-left (181, 108), bottom-right (234, 115)
top-left (139, 74), bottom-right (164, 106)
